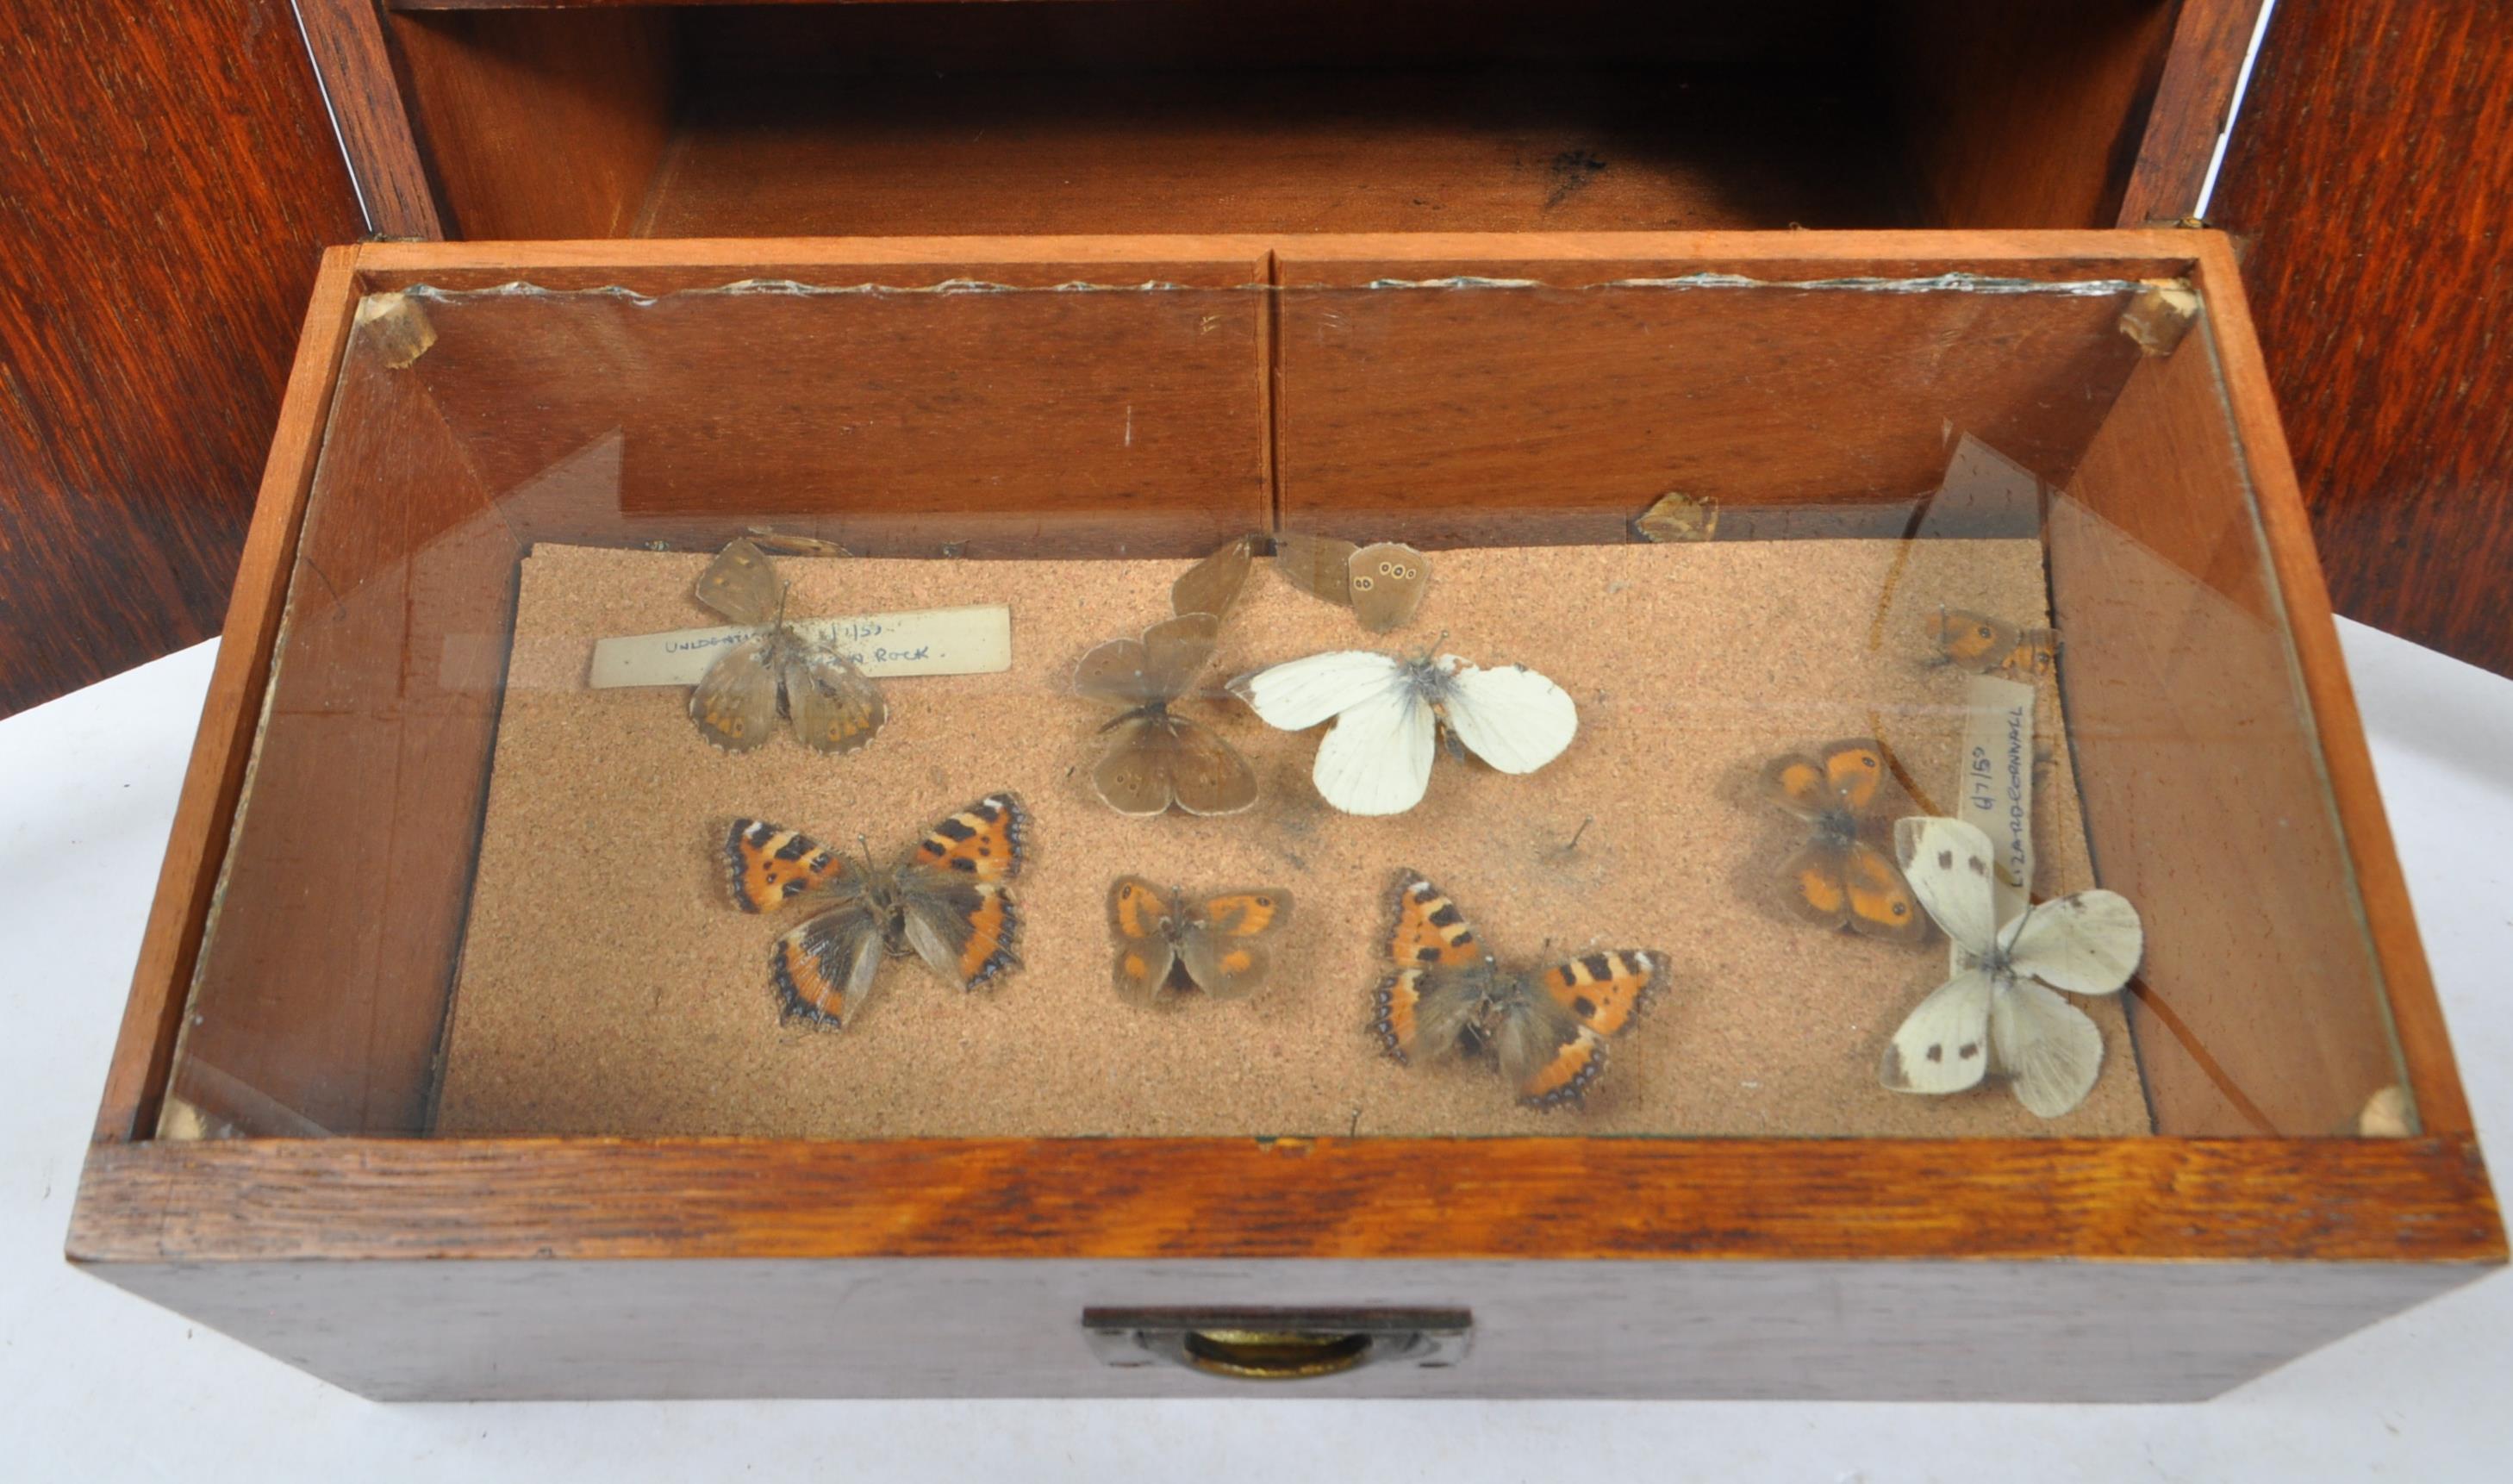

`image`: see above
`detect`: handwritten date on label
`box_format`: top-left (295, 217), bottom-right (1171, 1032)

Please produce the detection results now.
top-left (1958, 673), bottom-right (2036, 928)
top-left (589, 603), bottom-right (1012, 689)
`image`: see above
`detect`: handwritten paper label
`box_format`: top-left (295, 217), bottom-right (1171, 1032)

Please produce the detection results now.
top-left (589, 604), bottom-right (1012, 689)
top-left (1958, 672), bottom-right (2036, 933)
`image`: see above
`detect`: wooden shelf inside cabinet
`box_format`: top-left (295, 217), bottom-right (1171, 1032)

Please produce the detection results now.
top-left (65, 232), bottom-right (2502, 1404)
top-left (304, 0), bottom-right (2267, 240)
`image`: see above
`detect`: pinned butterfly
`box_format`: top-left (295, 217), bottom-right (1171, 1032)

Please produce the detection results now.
top-left (1273, 533), bottom-right (1431, 633)
top-left (1107, 877), bottom-right (1294, 1004)
top-left (1763, 739), bottom-right (1928, 943)
top-left (687, 537), bottom-right (887, 754)
top-left (1233, 647), bottom-right (1577, 816)
top-left (724, 794), bottom-right (1027, 1029)
top-left (1924, 607), bottom-right (2058, 683)
top-left (1076, 611), bottom-right (1259, 817)
top-left (1880, 817), bottom-right (2143, 1117)
top-left (1372, 872), bottom-right (1666, 1109)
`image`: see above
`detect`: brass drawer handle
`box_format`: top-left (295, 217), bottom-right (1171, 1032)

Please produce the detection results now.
top-left (1082, 1308), bottom-right (1472, 1381)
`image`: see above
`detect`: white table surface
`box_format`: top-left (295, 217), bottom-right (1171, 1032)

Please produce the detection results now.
top-left (4, 620), bottom-right (2507, 1481)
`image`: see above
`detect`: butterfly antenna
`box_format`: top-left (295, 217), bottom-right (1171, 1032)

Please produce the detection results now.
top-left (857, 833), bottom-right (876, 875)
top-left (775, 583), bottom-right (793, 633)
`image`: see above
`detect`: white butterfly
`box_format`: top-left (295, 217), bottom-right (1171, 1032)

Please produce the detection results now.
top-left (1230, 651), bottom-right (1578, 816)
top-left (1881, 817), bottom-right (2144, 1118)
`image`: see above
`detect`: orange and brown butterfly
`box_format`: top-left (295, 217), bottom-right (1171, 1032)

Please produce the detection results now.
top-left (689, 537), bottom-right (888, 754)
top-left (1764, 740), bottom-right (1928, 944)
top-left (1273, 532), bottom-right (1430, 633)
top-left (1369, 871), bottom-right (1666, 1110)
top-left (1074, 611), bottom-right (1258, 817)
top-left (1924, 607), bottom-right (2059, 682)
top-left (723, 794), bottom-right (1026, 1030)
top-left (1107, 876), bottom-right (1294, 1004)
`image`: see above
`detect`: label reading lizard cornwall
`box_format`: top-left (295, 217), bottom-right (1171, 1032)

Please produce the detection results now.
top-left (1957, 671), bottom-right (2036, 936)
top-left (589, 604), bottom-right (1013, 689)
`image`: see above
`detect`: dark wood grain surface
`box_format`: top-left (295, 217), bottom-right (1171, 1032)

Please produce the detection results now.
top-left (2209, 0), bottom-right (2513, 675)
top-left (0, 2), bottom-right (365, 715)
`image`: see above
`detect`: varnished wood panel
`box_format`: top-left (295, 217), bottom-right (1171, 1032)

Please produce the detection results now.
top-left (296, 0), bottom-right (445, 238)
top-left (2207, 0), bottom-right (2513, 677)
top-left (76, 1251), bottom-right (2487, 1402)
top-left (2116, 0), bottom-right (2271, 226)
top-left (0, 2), bottom-right (364, 715)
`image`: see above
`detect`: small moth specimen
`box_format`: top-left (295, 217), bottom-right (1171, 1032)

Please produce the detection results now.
top-left (725, 795), bottom-right (1027, 1030)
top-left (688, 538), bottom-right (887, 753)
top-left (1273, 532), bottom-right (1431, 633)
top-left (1882, 817), bottom-right (2142, 1117)
top-left (1233, 648), bottom-right (1577, 816)
top-left (1171, 533), bottom-right (1256, 620)
top-left (1107, 876), bottom-right (1294, 1004)
top-left (1924, 607), bottom-right (2059, 682)
top-left (1764, 739), bottom-right (1928, 943)
top-left (1372, 872), bottom-right (1666, 1110)
top-left (1075, 612), bottom-right (1259, 816)
top-left (1633, 491), bottom-right (1720, 543)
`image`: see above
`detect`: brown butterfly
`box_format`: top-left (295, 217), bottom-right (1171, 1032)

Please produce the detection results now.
top-left (725, 795), bottom-right (1026, 1030)
top-left (1107, 876), bottom-right (1294, 1004)
top-left (1371, 872), bottom-right (1666, 1110)
top-left (1074, 612), bottom-right (1259, 817)
top-left (1764, 739), bottom-right (1928, 943)
top-left (1171, 533), bottom-right (1256, 620)
top-left (1924, 607), bottom-right (2059, 682)
top-left (1273, 533), bottom-right (1430, 633)
top-left (688, 538), bottom-right (887, 754)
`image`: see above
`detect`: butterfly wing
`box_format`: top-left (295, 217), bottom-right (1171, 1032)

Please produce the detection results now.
top-left (1232, 650), bottom-right (1403, 731)
top-left (1139, 612), bottom-right (1220, 700)
top-left (695, 538), bottom-right (782, 625)
top-left (1762, 751), bottom-right (1835, 822)
top-left (1091, 714), bottom-right (1259, 818)
top-left (1346, 541), bottom-right (1429, 633)
top-left (783, 647), bottom-right (887, 754)
top-left (771, 900), bottom-right (886, 1029)
top-left (1372, 875), bottom-right (1491, 1060)
top-left (1777, 840), bottom-right (1853, 932)
top-left (1172, 534), bottom-right (1255, 620)
top-left (1439, 659), bottom-right (1578, 775)
top-left (1274, 532), bottom-right (1360, 607)
top-left (2007, 889), bottom-right (2143, 995)
top-left (1818, 739), bottom-right (1892, 813)
top-left (725, 820), bottom-right (858, 913)
top-left (1175, 888), bottom-right (1293, 999)
top-left (1107, 876), bottom-right (1180, 1005)
top-left (1495, 987), bottom-right (1607, 1109)
top-left (1879, 967), bottom-right (1996, 1095)
top-left (1074, 634), bottom-right (1157, 708)
top-left (1537, 950), bottom-right (1663, 1037)
top-left (1842, 840), bottom-right (1927, 943)
top-left (1926, 608), bottom-right (2018, 675)
top-left (1311, 676), bottom-right (1436, 815)
top-left (905, 793), bottom-right (1027, 884)
top-left (897, 871), bottom-right (1020, 990)
top-left (1991, 977), bottom-right (2105, 1117)
top-left (690, 636), bottom-right (781, 751)
top-left (1893, 816), bottom-right (2001, 957)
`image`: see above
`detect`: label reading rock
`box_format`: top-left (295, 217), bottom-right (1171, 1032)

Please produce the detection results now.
top-left (1958, 672), bottom-right (2036, 929)
top-left (589, 604), bottom-right (1012, 689)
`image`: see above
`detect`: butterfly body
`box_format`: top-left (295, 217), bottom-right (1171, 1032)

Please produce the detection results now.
top-left (1765, 739), bottom-right (1926, 942)
top-left (1881, 817), bottom-right (2143, 1117)
top-left (689, 538), bottom-right (887, 754)
top-left (1076, 613), bottom-right (1259, 817)
top-left (1107, 876), bottom-right (1294, 1002)
top-left (1370, 873), bottom-right (1664, 1110)
top-left (1234, 650), bottom-right (1577, 816)
top-left (726, 795), bottom-right (1026, 1029)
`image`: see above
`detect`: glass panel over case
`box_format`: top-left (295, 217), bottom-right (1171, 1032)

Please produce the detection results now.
top-left (156, 261), bottom-right (2413, 1142)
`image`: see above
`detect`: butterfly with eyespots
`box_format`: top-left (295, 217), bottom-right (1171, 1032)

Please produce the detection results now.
top-left (1764, 739), bottom-right (1929, 944)
top-left (1107, 877), bottom-right (1294, 1003)
top-left (1924, 607), bottom-right (2059, 683)
top-left (725, 795), bottom-right (1026, 1030)
top-left (1273, 533), bottom-right (1431, 633)
top-left (1370, 872), bottom-right (1666, 1110)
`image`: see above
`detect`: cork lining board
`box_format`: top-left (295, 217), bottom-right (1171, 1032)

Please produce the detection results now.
top-left (431, 539), bottom-right (2146, 1138)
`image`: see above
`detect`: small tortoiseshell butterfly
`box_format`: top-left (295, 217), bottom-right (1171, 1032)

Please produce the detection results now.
top-left (1107, 876), bottom-right (1294, 1003)
top-left (1764, 739), bottom-right (1928, 944)
top-left (1370, 872), bottom-right (1665, 1110)
top-left (725, 794), bottom-right (1026, 1029)
top-left (689, 538), bottom-right (887, 754)
top-left (1924, 607), bottom-right (2059, 683)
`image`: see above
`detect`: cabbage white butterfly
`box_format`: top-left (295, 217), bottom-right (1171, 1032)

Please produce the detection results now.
top-left (1230, 649), bottom-right (1577, 816)
top-left (1880, 816), bottom-right (2143, 1118)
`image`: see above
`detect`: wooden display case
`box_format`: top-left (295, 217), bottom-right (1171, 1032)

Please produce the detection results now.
top-left (65, 231), bottom-right (2501, 1401)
